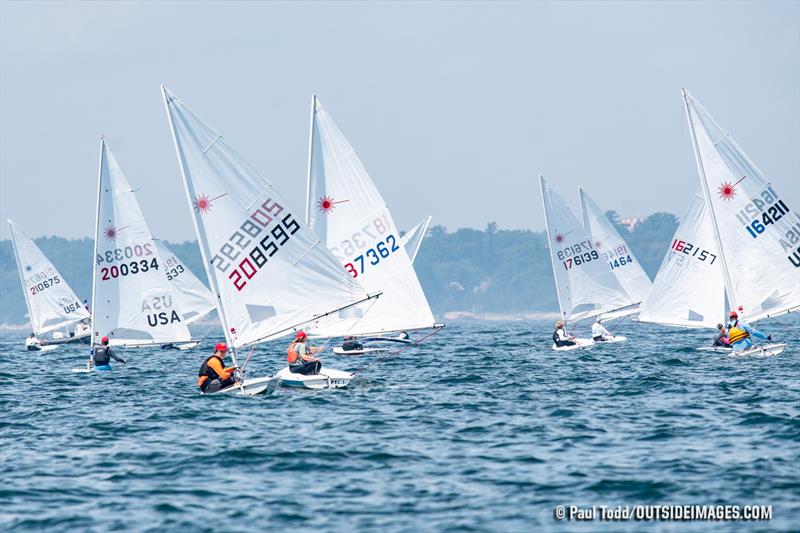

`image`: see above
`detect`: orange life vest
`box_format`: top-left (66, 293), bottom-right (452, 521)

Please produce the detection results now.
top-left (287, 342), bottom-right (301, 363)
top-left (728, 325), bottom-right (750, 344)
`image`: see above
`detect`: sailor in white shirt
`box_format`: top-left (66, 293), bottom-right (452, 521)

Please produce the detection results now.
top-left (591, 319), bottom-right (614, 342)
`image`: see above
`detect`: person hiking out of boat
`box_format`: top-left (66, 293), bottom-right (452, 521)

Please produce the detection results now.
top-left (25, 333), bottom-right (41, 351)
top-left (288, 331), bottom-right (322, 375)
top-left (197, 343), bottom-right (237, 393)
top-left (727, 310), bottom-right (770, 351)
top-left (553, 320), bottom-right (577, 348)
top-left (591, 318), bottom-right (613, 342)
top-left (713, 323), bottom-right (731, 348)
top-left (93, 336), bottom-right (126, 371)
top-left (341, 336), bottom-right (364, 352)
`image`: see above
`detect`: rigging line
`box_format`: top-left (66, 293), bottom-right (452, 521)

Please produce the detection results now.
top-left (351, 325), bottom-right (444, 376)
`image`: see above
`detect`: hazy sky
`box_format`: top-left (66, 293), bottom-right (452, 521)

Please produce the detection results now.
top-left (1, 1), bottom-right (798, 241)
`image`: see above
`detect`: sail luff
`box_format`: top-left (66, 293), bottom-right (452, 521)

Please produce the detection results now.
top-left (7, 220), bottom-right (36, 333)
top-left (161, 85), bottom-right (238, 365)
top-left (539, 174), bottom-right (567, 323)
top-left (305, 94), bottom-right (317, 227)
top-left (90, 138), bottom-right (105, 350)
top-left (682, 89), bottom-right (737, 312)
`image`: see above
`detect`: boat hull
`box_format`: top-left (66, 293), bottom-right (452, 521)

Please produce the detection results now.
top-left (552, 338), bottom-right (595, 351)
top-left (276, 367), bottom-right (353, 389)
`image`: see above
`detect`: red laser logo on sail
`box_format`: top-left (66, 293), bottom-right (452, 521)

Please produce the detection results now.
top-left (718, 176), bottom-right (746, 201)
top-left (104, 225), bottom-right (118, 241)
top-left (318, 195), bottom-right (349, 214)
top-left (554, 230), bottom-right (572, 243)
top-left (194, 193), bottom-right (228, 214)
top-left (595, 240), bottom-right (602, 249)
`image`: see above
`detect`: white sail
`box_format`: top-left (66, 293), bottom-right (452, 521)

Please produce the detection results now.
top-left (539, 175), bottom-right (634, 322)
top-left (638, 191), bottom-right (725, 328)
top-left (161, 87), bottom-right (375, 359)
top-left (306, 96), bottom-right (436, 336)
top-left (579, 189), bottom-right (652, 306)
top-left (399, 216), bottom-right (432, 264)
top-left (683, 90), bottom-right (800, 321)
top-left (154, 240), bottom-right (216, 325)
top-left (92, 139), bottom-right (192, 347)
top-left (8, 219), bottom-right (90, 335)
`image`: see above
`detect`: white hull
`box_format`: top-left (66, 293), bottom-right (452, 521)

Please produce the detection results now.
top-left (730, 343), bottom-right (786, 358)
top-left (175, 341), bottom-right (201, 351)
top-left (552, 338), bottom-right (594, 351)
top-left (276, 366), bottom-right (353, 389)
top-left (332, 347), bottom-right (385, 356)
top-left (593, 335), bottom-right (627, 344)
top-left (216, 376), bottom-right (279, 396)
top-left (29, 344), bottom-right (60, 353)
top-left (697, 346), bottom-right (732, 353)
top-left (40, 331), bottom-right (91, 347)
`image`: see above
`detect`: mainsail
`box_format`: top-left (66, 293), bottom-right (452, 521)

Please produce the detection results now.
top-left (154, 240), bottom-right (216, 325)
top-left (91, 139), bottom-right (192, 347)
top-left (683, 90), bottom-right (800, 321)
top-left (539, 174), bottom-right (634, 322)
top-left (161, 87), bottom-right (375, 365)
top-left (399, 216), bottom-right (432, 264)
top-left (306, 96), bottom-right (436, 335)
top-left (8, 219), bottom-right (90, 336)
top-left (579, 189), bottom-right (652, 306)
top-left (638, 191), bottom-right (725, 328)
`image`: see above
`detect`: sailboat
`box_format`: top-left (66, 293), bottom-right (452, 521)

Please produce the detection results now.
top-left (162, 86), bottom-right (379, 392)
top-left (153, 239), bottom-right (216, 326)
top-left (538, 174), bottom-right (633, 350)
top-left (86, 138), bottom-right (198, 368)
top-left (678, 89), bottom-right (797, 355)
top-left (579, 189), bottom-right (652, 317)
top-left (8, 219), bottom-right (91, 350)
top-left (304, 95), bottom-right (441, 352)
top-left (400, 216), bottom-right (432, 264)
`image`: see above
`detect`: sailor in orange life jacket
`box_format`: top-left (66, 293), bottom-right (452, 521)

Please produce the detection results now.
top-left (726, 310), bottom-right (771, 351)
top-left (197, 343), bottom-right (238, 393)
top-left (287, 331), bottom-right (322, 375)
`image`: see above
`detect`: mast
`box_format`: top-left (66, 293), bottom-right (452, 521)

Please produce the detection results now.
top-left (304, 94), bottom-right (317, 227)
top-left (682, 89), bottom-right (737, 315)
top-left (538, 174), bottom-right (567, 325)
top-left (161, 86), bottom-right (239, 367)
top-left (7, 220), bottom-right (37, 335)
top-left (90, 138), bottom-right (105, 351)
top-left (578, 188), bottom-right (591, 233)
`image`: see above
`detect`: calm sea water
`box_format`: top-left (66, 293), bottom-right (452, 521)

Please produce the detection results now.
top-left (1, 316), bottom-right (798, 532)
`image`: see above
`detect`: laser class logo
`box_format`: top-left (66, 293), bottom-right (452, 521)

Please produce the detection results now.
top-left (317, 195), bottom-right (349, 214)
top-left (595, 240), bottom-right (602, 249)
top-left (193, 193), bottom-right (228, 214)
top-left (554, 230), bottom-right (572, 244)
top-left (104, 225), bottom-right (118, 241)
top-left (718, 176), bottom-right (747, 201)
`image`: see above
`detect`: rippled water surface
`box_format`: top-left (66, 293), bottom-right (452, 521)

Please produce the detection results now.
top-left (1, 317), bottom-right (799, 532)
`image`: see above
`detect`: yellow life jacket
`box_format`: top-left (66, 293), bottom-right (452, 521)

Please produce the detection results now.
top-left (728, 326), bottom-right (750, 344)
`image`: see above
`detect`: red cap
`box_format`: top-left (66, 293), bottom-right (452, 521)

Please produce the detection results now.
top-left (295, 330), bottom-right (307, 340)
top-left (729, 310), bottom-right (738, 318)
top-left (215, 342), bottom-right (228, 352)
top-left (101, 336), bottom-right (109, 344)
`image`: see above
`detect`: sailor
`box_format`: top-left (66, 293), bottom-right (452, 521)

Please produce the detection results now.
top-left (287, 331), bottom-right (322, 375)
top-left (726, 310), bottom-right (771, 351)
top-left (713, 323), bottom-right (731, 348)
top-left (341, 336), bottom-right (364, 352)
top-left (25, 333), bottom-right (41, 351)
top-left (591, 318), bottom-right (613, 342)
top-left (93, 336), bottom-right (126, 371)
top-left (553, 320), bottom-right (577, 348)
top-left (197, 343), bottom-right (237, 393)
